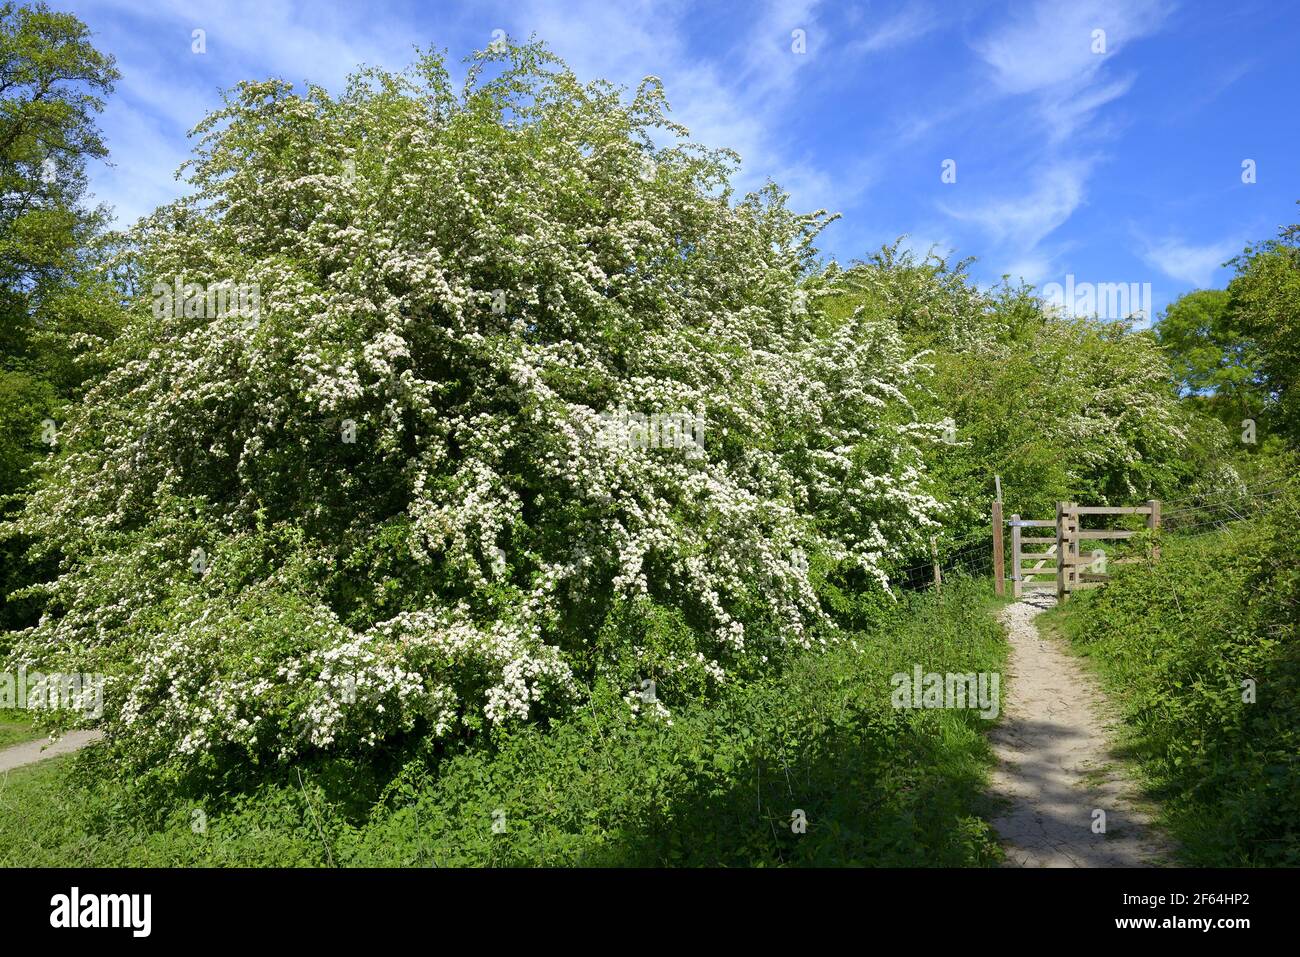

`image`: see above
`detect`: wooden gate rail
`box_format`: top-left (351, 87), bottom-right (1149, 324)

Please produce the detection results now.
top-left (997, 500), bottom-right (1160, 599)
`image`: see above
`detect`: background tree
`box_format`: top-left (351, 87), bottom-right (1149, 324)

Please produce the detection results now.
top-left (1226, 211), bottom-right (1300, 448)
top-left (0, 2), bottom-right (120, 633)
top-left (1155, 288), bottom-right (1267, 435)
top-left (813, 242), bottom-right (1235, 542)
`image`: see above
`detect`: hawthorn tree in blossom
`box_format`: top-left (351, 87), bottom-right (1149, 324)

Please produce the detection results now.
top-left (5, 43), bottom-right (945, 781)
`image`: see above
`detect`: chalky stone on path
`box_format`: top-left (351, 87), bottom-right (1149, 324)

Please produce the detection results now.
top-left (988, 595), bottom-right (1174, 867)
top-left (0, 730), bottom-right (102, 773)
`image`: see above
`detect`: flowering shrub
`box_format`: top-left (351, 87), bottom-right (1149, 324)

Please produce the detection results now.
top-left (4, 44), bottom-right (943, 781)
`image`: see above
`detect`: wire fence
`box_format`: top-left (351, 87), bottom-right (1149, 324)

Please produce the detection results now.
top-left (1161, 481), bottom-right (1292, 536)
top-left (890, 533), bottom-right (994, 592)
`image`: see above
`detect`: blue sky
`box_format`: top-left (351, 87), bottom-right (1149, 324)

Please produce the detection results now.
top-left (56, 0), bottom-right (1300, 320)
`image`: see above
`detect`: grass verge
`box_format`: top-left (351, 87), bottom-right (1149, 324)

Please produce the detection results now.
top-left (0, 709), bottom-right (39, 750)
top-left (1041, 501), bottom-right (1299, 866)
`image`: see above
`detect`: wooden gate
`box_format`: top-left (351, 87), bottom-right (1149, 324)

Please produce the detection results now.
top-left (999, 501), bottom-right (1160, 600)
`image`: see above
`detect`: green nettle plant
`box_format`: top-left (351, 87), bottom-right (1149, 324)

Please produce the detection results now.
top-left (4, 44), bottom-right (945, 782)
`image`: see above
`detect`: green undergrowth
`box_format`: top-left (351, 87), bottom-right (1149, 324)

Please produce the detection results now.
top-left (0, 578), bottom-right (1009, 867)
top-left (1043, 489), bottom-right (1300, 866)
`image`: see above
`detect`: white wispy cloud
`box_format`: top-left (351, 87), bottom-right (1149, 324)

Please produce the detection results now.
top-left (973, 0), bottom-right (1169, 143)
top-left (1139, 236), bottom-right (1241, 287)
top-left (856, 3), bottom-right (940, 53)
top-left (938, 159), bottom-right (1093, 250)
top-left (1001, 255), bottom-right (1056, 286)
top-left (920, 0), bottom-right (1174, 277)
top-left (974, 0), bottom-right (1167, 95)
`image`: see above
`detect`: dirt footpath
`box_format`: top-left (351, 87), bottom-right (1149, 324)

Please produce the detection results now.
top-left (988, 594), bottom-right (1174, 867)
top-left (0, 730), bottom-right (102, 773)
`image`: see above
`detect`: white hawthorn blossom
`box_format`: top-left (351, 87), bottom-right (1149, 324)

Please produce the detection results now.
top-left (3, 44), bottom-right (944, 779)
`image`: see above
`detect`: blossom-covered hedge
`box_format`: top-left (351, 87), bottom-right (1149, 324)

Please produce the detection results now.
top-left (5, 45), bottom-right (946, 781)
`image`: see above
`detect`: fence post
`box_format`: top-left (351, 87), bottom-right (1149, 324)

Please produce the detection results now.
top-left (1148, 498), bottom-right (1161, 562)
top-left (992, 499), bottom-right (1004, 596)
top-left (1010, 513), bottom-right (1022, 598)
top-left (1056, 502), bottom-right (1068, 602)
top-left (931, 538), bottom-right (942, 593)
top-left (1070, 502), bottom-right (1081, 597)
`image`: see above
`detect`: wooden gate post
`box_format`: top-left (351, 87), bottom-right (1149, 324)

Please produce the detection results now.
top-left (1010, 513), bottom-right (1022, 598)
top-left (931, 538), bottom-right (942, 593)
top-left (992, 499), bottom-right (1005, 596)
top-left (1147, 499), bottom-right (1161, 561)
top-left (1069, 502), bottom-right (1080, 597)
top-left (1055, 502), bottom-right (1068, 602)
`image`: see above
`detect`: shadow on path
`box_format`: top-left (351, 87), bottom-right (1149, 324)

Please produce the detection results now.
top-left (988, 594), bottom-right (1174, 867)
